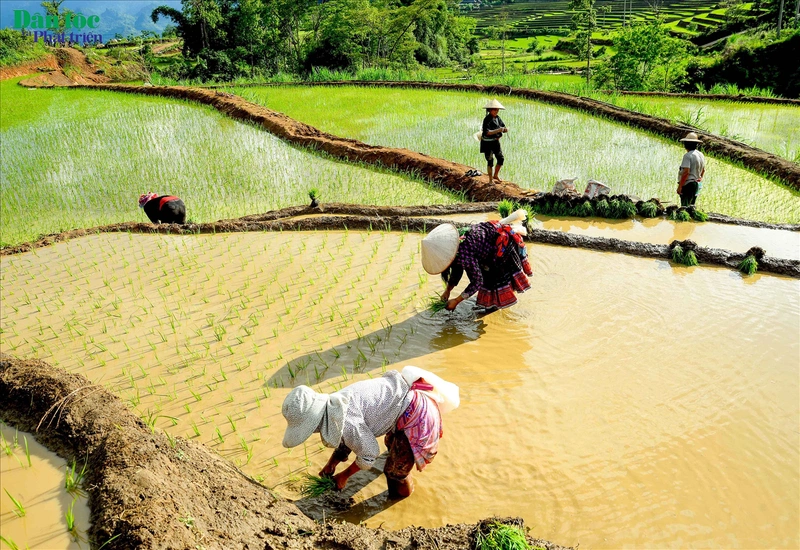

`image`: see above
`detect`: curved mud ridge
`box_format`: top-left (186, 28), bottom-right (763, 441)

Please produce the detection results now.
top-left (0, 354), bottom-right (570, 550)
top-left (236, 80), bottom-right (800, 189)
top-left (2, 206), bottom-right (797, 277)
top-left (601, 90), bottom-right (800, 106)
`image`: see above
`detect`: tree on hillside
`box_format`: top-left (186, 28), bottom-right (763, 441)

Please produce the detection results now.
top-left (569, 0), bottom-right (609, 85)
top-left (594, 19), bottom-right (690, 90)
top-left (41, 0), bottom-right (75, 33)
top-left (488, 9), bottom-right (511, 75)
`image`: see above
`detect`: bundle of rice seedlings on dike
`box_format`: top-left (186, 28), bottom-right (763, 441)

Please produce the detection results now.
top-left (738, 246), bottom-right (765, 275)
top-left (593, 198), bottom-right (611, 218)
top-left (637, 200), bottom-right (659, 218)
top-left (688, 206), bottom-right (709, 222)
top-left (670, 240), bottom-right (699, 266)
top-left (300, 474), bottom-right (337, 497)
top-left (498, 199), bottom-right (515, 219)
top-left (572, 199), bottom-right (594, 218)
top-left (607, 198), bottom-right (638, 219)
top-left (669, 207), bottom-right (692, 222)
top-left (475, 520), bottom-right (538, 550)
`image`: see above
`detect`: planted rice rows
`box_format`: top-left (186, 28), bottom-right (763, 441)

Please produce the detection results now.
top-left (0, 81), bottom-right (460, 247)
top-left (0, 231), bottom-right (442, 492)
top-left (237, 86), bottom-right (800, 223)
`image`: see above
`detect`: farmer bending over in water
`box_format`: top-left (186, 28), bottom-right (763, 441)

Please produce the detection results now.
top-left (481, 99), bottom-right (508, 183)
top-left (422, 209), bottom-right (532, 312)
top-left (282, 367), bottom-right (458, 498)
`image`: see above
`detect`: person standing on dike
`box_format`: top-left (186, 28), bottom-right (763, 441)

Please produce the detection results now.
top-left (481, 99), bottom-right (509, 183)
top-left (676, 132), bottom-right (706, 207)
top-left (421, 210), bottom-right (533, 312)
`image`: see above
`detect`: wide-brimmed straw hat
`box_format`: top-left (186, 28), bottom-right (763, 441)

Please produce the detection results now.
top-left (679, 132), bottom-right (702, 143)
top-left (281, 386), bottom-right (350, 448)
top-left (421, 224), bottom-right (459, 274)
top-left (484, 99), bottom-right (505, 110)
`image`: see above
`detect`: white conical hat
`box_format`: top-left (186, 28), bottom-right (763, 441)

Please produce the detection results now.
top-left (680, 132), bottom-right (702, 143)
top-left (421, 224), bottom-right (459, 274)
top-left (484, 99), bottom-right (505, 110)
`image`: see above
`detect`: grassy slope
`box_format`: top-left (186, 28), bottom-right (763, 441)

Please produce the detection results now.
top-left (238, 85), bottom-right (800, 223)
top-left (0, 79), bottom-right (459, 246)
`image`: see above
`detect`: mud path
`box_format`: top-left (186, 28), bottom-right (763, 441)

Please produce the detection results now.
top-left (223, 81), bottom-right (800, 189)
top-left (0, 354), bottom-right (568, 550)
top-left (2, 205), bottom-right (797, 277)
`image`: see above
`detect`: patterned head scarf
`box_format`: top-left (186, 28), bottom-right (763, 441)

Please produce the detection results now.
top-left (138, 192), bottom-right (158, 208)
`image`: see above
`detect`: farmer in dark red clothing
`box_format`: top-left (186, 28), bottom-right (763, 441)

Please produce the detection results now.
top-left (421, 210), bottom-right (532, 311)
top-left (138, 192), bottom-right (187, 224)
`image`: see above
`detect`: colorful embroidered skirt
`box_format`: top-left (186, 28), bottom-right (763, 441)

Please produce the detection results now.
top-left (475, 242), bottom-right (532, 309)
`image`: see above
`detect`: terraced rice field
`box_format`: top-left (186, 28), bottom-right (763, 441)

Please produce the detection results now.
top-left (0, 79), bottom-right (459, 247)
top-left (593, 94), bottom-right (800, 162)
top-left (468, 0), bottom-right (726, 36)
top-left (236, 85), bottom-right (800, 223)
top-left (1, 229), bottom-right (797, 548)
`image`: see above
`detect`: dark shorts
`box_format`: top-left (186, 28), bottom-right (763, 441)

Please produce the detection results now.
top-left (383, 430), bottom-right (415, 481)
top-left (480, 140), bottom-right (504, 167)
top-left (331, 430), bottom-right (414, 481)
top-left (680, 181), bottom-right (699, 206)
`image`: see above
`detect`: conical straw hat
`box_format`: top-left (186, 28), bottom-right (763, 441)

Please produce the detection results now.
top-left (484, 99), bottom-right (505, 110)
top-left (679, 132), bottom-right (702, 143)
top-left (421, 224), bottom-right (459, 274)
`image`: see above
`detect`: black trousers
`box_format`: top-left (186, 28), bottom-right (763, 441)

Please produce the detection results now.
top-left (680, 181), bottom-right (699, 206)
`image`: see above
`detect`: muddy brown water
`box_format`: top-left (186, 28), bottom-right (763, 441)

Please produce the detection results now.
top-left (0, 231), bottom-right (797, 548)
top-left (0, 424), bottom-right (90, 549)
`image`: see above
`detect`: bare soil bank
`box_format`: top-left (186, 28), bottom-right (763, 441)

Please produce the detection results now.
top-left (0, 354), bottom-right (569, 550)
top-left (15, 47), bottom-right (109, 86)
top-left (0, 54), bottom-right (58, 80)
top-left (239, 81), bottom-right (800, 190)
top-left (2, 204), bottom-right (797, 277)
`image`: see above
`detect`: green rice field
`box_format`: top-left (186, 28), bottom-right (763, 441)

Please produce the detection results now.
top-left (592, 94), bottom-right (800, 162)
top-left (0, 79), bottom-right (459, 247)
top-left (235, 85), bottom-right (800, 223)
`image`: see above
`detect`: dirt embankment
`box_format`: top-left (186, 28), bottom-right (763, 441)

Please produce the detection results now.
top-left (603, 90), bottom-right (800, 106)
top-left (0, 354), bottom-right (570, 550)
top-left (0, 54), bottom-right (58, 80)
top-left (233, 81), bottom-right (800, 190)
top-left (17, 47), bottom-right (109, 87)
top-left (2, 205), bottom-right (798, 277)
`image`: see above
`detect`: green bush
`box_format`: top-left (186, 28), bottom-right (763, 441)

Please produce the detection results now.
top-left (0, 29), bottom-right (49, 68)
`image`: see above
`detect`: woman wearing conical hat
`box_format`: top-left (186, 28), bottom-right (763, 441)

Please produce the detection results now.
top-left (481, 99), bottom-right (508, 183)
top-left (421, 210), bottom-right (533, 311)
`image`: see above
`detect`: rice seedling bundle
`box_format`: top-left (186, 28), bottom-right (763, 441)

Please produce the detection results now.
top-left (737, 255), bottom-right (758, 275)
top-left (427, 295), bottom-right (448, 313)
top-left (572, 200), bottom-right (594, 218)
top-left (690, 208), bottom-right (709, 222)
top-left (476, 522), bottom-right (532, 550)
top-left (594, 199), bottom-right (611, 218)
top-left (498, 199), bottom-right (515, 219)
top-left (638, 201), bottom-right (659, 218)
top-left (299, 474), bottom-right (337, 497)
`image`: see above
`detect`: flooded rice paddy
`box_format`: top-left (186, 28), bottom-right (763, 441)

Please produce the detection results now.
top-left (0, 423), bottom-right (90, 549)
top-left (238, 85), bottom-right (800, 223)
top-left (0, 230), bottom-right (797, 548)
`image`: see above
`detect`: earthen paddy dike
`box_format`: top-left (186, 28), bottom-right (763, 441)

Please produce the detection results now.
top-left (1, 229), bottom-right (797, 548)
